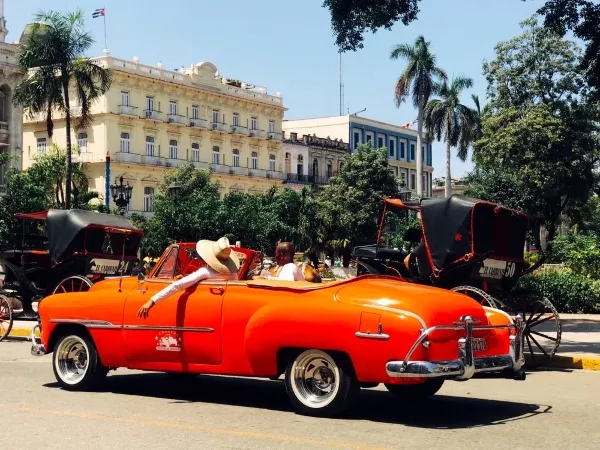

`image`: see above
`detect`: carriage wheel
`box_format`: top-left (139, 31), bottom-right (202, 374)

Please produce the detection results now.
top-left (52, 275), bottom-right (94, 295)
top-left (0, 295), bottom-right (13, 342)
top-left (450, 285), bottom-right (500, 309)
top-left (505, 295), bottom-right (562, 369)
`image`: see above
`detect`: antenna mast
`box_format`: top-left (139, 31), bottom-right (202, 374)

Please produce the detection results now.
top-left (339, 51), bottom-right (344, 116)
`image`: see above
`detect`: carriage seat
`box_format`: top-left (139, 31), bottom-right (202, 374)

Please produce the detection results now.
top-left (352, 244), bottom-right (408, 262)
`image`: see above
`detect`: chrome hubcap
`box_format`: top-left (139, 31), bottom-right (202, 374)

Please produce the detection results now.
top-left (292, 352), bottom-right (339, 407)
top-left (55, 337), bottom-right (89, 384)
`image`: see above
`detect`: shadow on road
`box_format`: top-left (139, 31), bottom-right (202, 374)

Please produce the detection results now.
top-left (44, 372), bottom-right (552, 429)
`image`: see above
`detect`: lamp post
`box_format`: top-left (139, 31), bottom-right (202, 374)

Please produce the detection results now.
top-left (110, 175), bottom-right (133, 212)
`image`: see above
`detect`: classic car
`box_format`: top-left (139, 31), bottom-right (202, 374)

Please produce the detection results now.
top-left (31, 242), bottom-right (526, 417)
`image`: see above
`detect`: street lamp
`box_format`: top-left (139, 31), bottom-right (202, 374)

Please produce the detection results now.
top-left (168, 181), bottom-right (182, 198)
top-left (110, 175), bottom-right (133, 210)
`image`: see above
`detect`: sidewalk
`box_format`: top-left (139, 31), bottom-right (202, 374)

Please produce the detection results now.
top-left (6, 314), bottom-right (600, 371)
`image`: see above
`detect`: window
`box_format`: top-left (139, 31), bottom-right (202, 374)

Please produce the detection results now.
top-left (399, 141), bottom-right (405, 159)
top-left (268, 120), bottom-right (275, 133)
top-left (77, 132), bottom-right (88, 151)
top-left (422, 145), bottom-right (426, 162)
top-left (145, 136), bottom-right (155, 156)
top-left (251, 151), bottom-right (258, 169)
top-left (389, 138), bottom-right (396, 157)
top-left (366, 134), bottom-right (372, 143)
top-left (212, 146), bottom-right (220, 164)
top-left (191, 143), bottom-right (200, 162)
top-left (339, 161), bottom-right (344, 172)
top-left (327, 161), bottom-right (333, 178)
top-left (121, 91), bottom-right (129, 106)
top-left (169, 101), bottom-right (177, 116)
top-left (120, 132), bottom-right (130, 153)
top-left (285, 152), bottom-right (291, 174)
top-left (212, 109), bottom-right (219, 123)
top-left (232, 113), bottom-right (239, 126)
top-left (191, 105), bottom-right (199, 119)
top-left (232, 149), bottom-right (240, 167)
top-left (143, 187), bottom-right (155, 212)
top-left (269, 154), bottom-right (276, 172)
top-left (410, 173), bottom-right (416, 189)
top-left (297, 154), bottom-right (304, 175)
top-left (410, 143), bottom-right (415, 160)
top-left (146, 96), bottom-right (154, 111)
top-left (313, 158), bottom-right (319, 177)
top-left (400, 172), bottom-right (407, 188)
top-left (353, 131), bottom-right (360, 149)
top-left (36, 137), bottom-right (47, 156)
top-left (250, 117), bottom-right (258, 130)
top-left (169, 139), bottom-right (178, 159)
top-left (377, 136), bottom-right (384, 149)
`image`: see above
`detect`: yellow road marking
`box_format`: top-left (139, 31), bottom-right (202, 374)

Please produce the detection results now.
top-left (0, 404), bottom-right (387, 450)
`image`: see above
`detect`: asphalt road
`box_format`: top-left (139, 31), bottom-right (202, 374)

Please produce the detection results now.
top-left (1, 340), bottom-right (599, 450)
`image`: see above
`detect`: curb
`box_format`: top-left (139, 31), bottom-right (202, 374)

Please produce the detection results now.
top-left (7, 327), bottom-right (39, 339)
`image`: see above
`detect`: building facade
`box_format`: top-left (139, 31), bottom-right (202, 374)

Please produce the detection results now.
top-left (0, 0), bottom-right (24, 191)
top-left (283, 115), bottom-right (434, 197)
top-left (282, 132), bottom-right (349, 191)
top-left (21, 51), bottom-right (286, 215)
top-left (431, 177), bottom-right (470, 198)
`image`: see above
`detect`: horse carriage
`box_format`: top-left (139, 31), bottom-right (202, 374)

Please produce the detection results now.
top-left (0, 209), bottom-right (143, 341)
top-left (351, 195), bottom-right (561, 368)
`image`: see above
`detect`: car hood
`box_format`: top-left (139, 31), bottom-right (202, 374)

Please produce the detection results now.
top-left (335, 277), bottom-right (489, 327)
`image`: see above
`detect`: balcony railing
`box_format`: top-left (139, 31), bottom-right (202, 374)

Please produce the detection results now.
top-left (267, 131), bottom-right (283, 140)
top-left (248, 129), bottom-right (266, 139)
top-left (166, 158), bottom-right (187, 167)
top-left (228, 165), bottom-right (249, 176)
top-left (231, 125), bottom-right (248, 135)
top-left (210, 163), bottom-right (231, 174)
top-left (192, 160), bottom-right (210, 170)
top-left (210, 122), bottom-right (229, 133)
top-left (118, 105), bottom-right (137, 116)
top-left (112, 152), bottom-right (166, 166)
top-left (285, 174), bottom-right (314, 184)
top-left (189, 118), bottom-right (208, 129)
top-left (167, 114), bottom-right (187, 125)
top-left (144, 109), bottom-right (163, 121)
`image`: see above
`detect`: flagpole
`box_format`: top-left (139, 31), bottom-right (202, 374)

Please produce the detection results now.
top-left (103, 7), bottom-right (107, 49)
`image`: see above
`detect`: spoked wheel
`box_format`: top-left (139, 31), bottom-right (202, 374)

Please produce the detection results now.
top-left (53, 275), bottom-right (93, 295)
top-left (505, 294), bottom-right (562, 369)
top-left (0, 295), bottom-right (13, 342)
top-left (451, 285), bottom-right (500, 309)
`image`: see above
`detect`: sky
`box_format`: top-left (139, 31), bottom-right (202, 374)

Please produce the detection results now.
top-left (5, 0), bottom-right (548, 177)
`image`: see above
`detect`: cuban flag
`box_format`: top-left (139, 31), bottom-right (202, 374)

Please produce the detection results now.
top-left (92, 8), bottom-right (105, 18)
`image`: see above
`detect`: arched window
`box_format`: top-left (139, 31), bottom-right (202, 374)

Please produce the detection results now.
top-left (120, 132), bottom-right (130, 153)
top-left (169, 139), bottom-right (178, 159)
top-left (143, 187), bottom-right (155, 212)
top-left (191, 143), bottom-right (200, 162)
top-left (145, 136), bottom-right (155, 156)
top-left (313, 158), bottom-right (319, 177)
top-left (212, 146), bottom-right (220, 165)
top-left (327, 160), bottom-right (333, 178)
top-left (285, 152), bottom-right (291, 160)
top-left (251, 151), bottom-right (258, 170)
top-left (269, 154), bottom-right (276, 172)
top-left (77, 132), bottom-right (88, 151)
top-left (232, 149), bottom-right (240, 167)
top-left (297, 154), bottom-right (304, 176)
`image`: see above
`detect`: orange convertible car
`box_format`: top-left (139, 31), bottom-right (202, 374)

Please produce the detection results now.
top-left (31, 242), bottom-right (526, 417)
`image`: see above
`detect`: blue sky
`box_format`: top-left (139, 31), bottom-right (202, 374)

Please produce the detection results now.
top-left (6, 0), bottom-right (547, 177)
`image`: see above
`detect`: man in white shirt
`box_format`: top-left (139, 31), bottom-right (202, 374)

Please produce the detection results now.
top-left (261, 242), bottom-right (305, 281)
top-left (137, 236), bottom-right (239, 318)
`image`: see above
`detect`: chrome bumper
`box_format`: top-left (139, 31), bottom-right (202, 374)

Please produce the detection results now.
top-left (30, 324), bottom-right (45, 356)
top-left (386, 315), bottom-right (526, 381)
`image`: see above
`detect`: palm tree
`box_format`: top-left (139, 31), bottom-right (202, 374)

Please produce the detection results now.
top-left (13, 10), bottom-right (112, 209)
top-left (424, 76), bottom-right (476, 198)
top-left (470, 94), bottom-right (490, 142)
top-left (390, 36), bottom-right (447, 198)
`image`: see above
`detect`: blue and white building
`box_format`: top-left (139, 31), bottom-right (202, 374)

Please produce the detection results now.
top-left (283, 114), bottom-right (433, 197)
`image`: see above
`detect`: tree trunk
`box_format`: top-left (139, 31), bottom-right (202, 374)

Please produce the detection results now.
top-left (62, 75), bottom-right (72, 210)
top-left (416, 105), bottom-right (424, 198)
top-left (445, 142), bottom-right (452, 198)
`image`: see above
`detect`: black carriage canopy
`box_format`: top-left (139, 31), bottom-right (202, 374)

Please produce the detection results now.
top-left (386, 195), bottom-right (529, 271)
top-left (18, 209), bottom-right (142, 265)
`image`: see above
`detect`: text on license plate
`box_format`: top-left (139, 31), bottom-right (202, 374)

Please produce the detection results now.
top-left (479, 258), bottom-right (508, 279)
top-left (473, 338), bottom-right (487, 352)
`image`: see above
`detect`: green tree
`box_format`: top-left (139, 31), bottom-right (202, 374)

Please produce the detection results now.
top-left (424, 76), bottom-right (476, 197)
top-left (473, 16), bottom-right (600, 269)
top-left (13, 9), bottom-right (113, 209)
top-left (317, 143), bottom-right (398, 265)
top-left (324, 0), bottom-right (421, 51)
top-left (390, 36), bottom-right (447, 197)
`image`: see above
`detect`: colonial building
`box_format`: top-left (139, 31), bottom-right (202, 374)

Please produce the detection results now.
top-left (431, 177), bottom-right (470, 198)
top-left (283, 115), bottom-right (434, 197)
top-left (21, 51), bottom-right (286, 215)
top-left (0, 0), bottom-right (24, 191)
top-left (282, 132), bottom-right (349, 191)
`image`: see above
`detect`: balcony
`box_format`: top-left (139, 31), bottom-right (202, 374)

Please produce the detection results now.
top-left (167, 114), bottom-right (187, 126)
top-left (210, 122), bottom-right (229, 133)
top-left (231, 125), bottom-right (248, 135)
top-left (118, 105), bottom-right (138, 116)
top-left (144, 109), bottom-right (163, 121)
top-left (285, 174), bottom-right (314, 184)
top-left (228, 165), bottom-right (249, 176)
top-left (166, 158), bottom-right (187, 167)
top-left (192, 160), bottom-right (210, 170)
top-left (189, 118), bottom-right (208, 129)
top-left (267, 131), bottom-right (283, 140)
top-left (71, 152), bottom-right (94, 163)
top-left (112, 152), bottom-right (166, 166)
top-left (210, 163), bottom-right (231, 174)
top-left (0, 122), bottom-right (8, 145)
top-left (248, 129), bottom-right (267, 139)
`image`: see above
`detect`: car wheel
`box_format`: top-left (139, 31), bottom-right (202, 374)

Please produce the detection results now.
top-left (385, 379), bottom-right (444, 400)
top-left (284, 349), bottom-right (359, 417)
top-left (53, 333), bottom-right (108, 391)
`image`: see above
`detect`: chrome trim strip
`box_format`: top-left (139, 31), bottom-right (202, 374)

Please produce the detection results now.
top-left (355, 331), bottom-right (390, 340)
top-left (122, 325), bottom-right (214, 333)
top-left (30, 324), bottom-right (45, 356)
top-left (49, 319), bottom-right (121, 329)
top-left (362, 304), bottom-right (427, 328)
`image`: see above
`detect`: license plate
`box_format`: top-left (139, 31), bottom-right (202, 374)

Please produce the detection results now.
top-left (473, 338), bottom-right (487, 352)
top-left (478, 259), bottom-right (508, 279)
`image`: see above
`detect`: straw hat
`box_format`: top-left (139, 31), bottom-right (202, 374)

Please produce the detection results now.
top-left (196, 237), bottom-right (240, 274)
